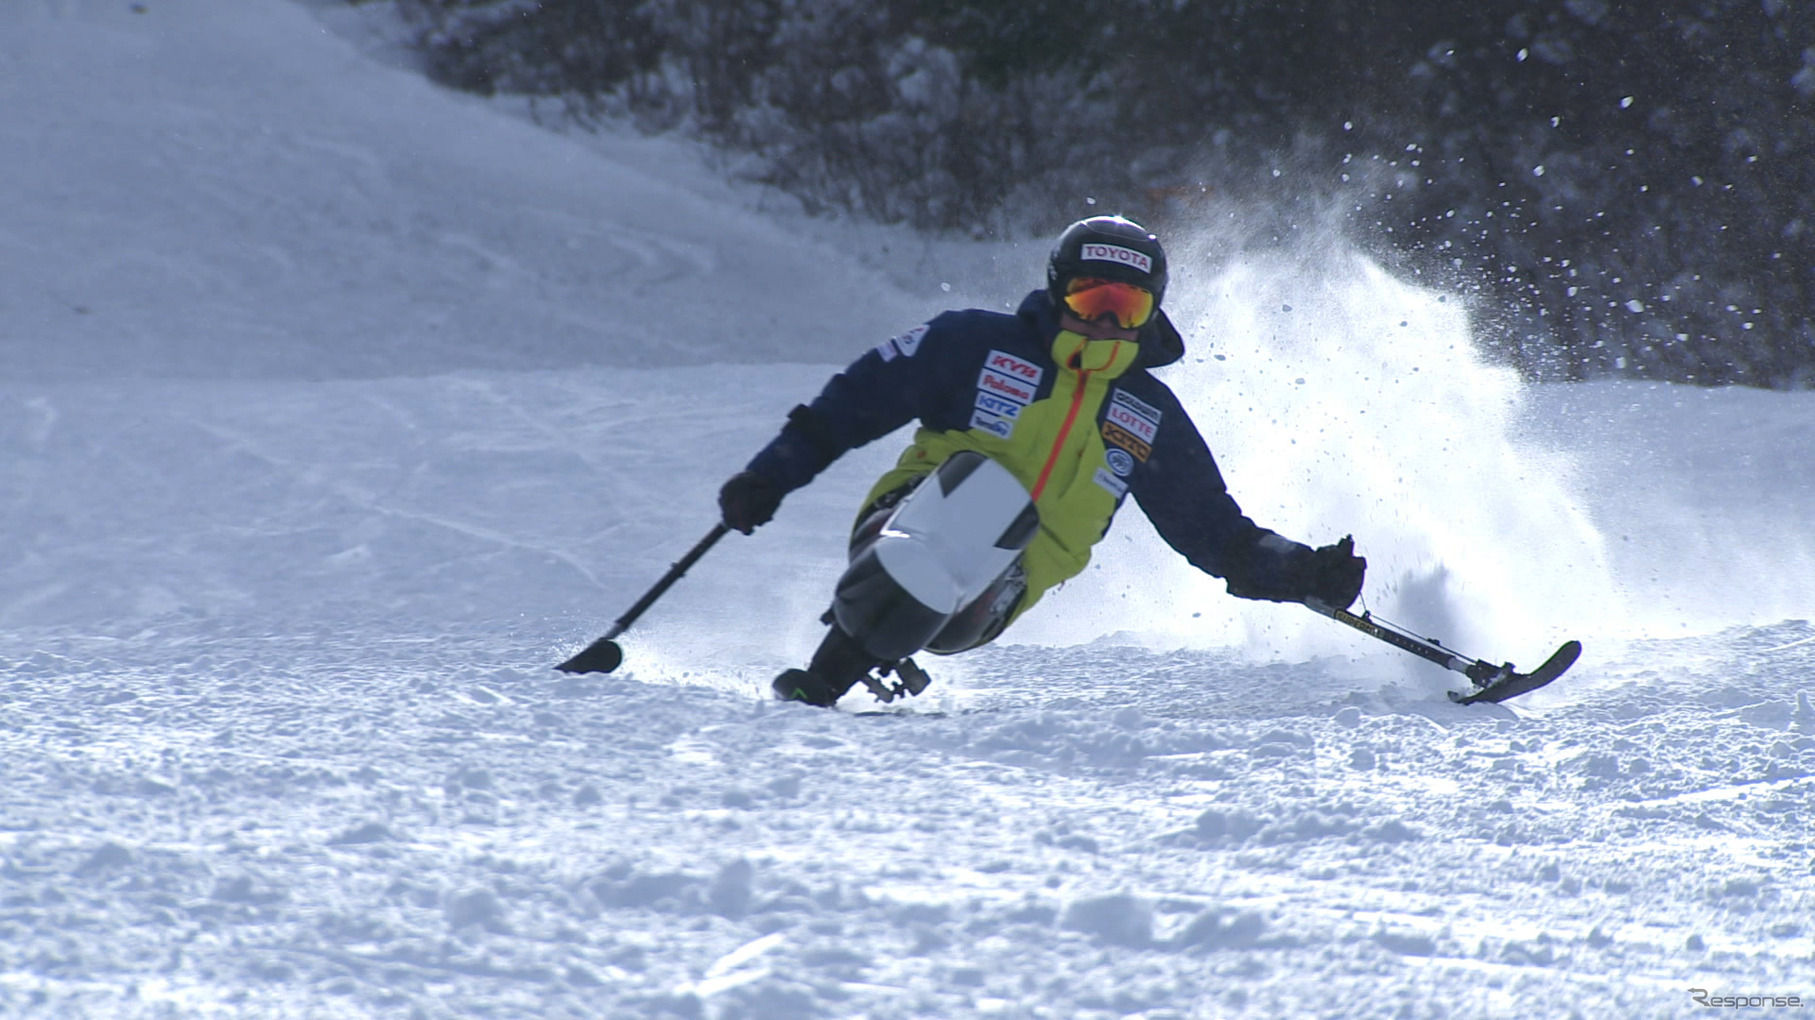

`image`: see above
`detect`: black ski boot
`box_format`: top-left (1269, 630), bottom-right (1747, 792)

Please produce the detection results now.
top-left (771, 623), bottom-right (882, 707)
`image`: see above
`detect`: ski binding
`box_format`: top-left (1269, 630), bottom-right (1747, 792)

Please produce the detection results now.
top-left (860, 657), bottom-right (931, 703)
top-left (1447, 640), bottom-right (1582, 704)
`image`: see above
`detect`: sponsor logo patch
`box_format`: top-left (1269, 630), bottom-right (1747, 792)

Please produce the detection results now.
top-left (1094, 467), bottom-right (1129, 498)
top-left (974, 392), bottom-right (1025, 420)
top-left (970, 409), bottom-right (1014, 439)
top-left (1105, 447), bottom-right (1135, 477)
top-left (1080, 243), bottom-right (1153, 274)
top-left (971, 349), bottom-right (1043, 441)
top-left (979, 368), bottom-right (1038, 406)
top-left (1102, 420), bottom-right (1152, 461)
top-left (986, 349), bottom-right (1043, 384)
top-left (1105, 401), bottom-right (1158, 444)
top-left (893, 324), bottom-right (929, 358)
top-left (1111, 389), bottom-right (1162, 427)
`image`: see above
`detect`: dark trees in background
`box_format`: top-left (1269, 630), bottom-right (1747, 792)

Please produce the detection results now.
top-left (385, 0), bottom-right (1815, 387)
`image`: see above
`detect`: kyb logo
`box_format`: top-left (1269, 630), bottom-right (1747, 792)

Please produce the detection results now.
top-left (1688, 989), bottom-right (1805, 1009)
top-left (1080, 243), bottom-right (1152, 274)
top-left (987, 350), bottom-right (1042, 383)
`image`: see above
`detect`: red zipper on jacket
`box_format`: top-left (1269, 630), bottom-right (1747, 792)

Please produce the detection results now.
top-left (1029, 340), bottom-right (1121, 502)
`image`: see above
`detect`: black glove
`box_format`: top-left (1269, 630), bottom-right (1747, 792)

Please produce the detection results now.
top-left (1302, 535), bottom-right (1366, 609)
top-left (719, 471), bottom-right (786, 534)
top-left (1226, 533), bottom-right (1366, 609)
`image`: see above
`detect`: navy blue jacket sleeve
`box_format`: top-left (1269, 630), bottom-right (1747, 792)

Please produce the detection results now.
top-left (742, 318), bottom-right (967, 492)
top-left (1129, 388), bottom-right (1311, 594)
top-left (1129, 401), bottom-right (1266, 580)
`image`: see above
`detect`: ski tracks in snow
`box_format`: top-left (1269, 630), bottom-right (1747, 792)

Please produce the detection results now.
top-left (2, 623), bottom-right (1811, 1018)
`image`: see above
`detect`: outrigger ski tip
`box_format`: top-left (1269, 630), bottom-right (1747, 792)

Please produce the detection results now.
top-left (1304, 598), bottom-right (1582, 706)
top-left (556, 635), bottom-right (624, 674)
top-left (1447, 639), bottom-right (1583, 705)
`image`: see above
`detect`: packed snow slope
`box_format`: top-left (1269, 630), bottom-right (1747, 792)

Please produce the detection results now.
top-left (0, 0), bottom-right (925, 380)
top-left (2, 2), bottom-right (1813, 1018)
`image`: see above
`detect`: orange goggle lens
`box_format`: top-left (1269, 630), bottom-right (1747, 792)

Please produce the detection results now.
top-left (1063, 278), bottom-right (1155, 329)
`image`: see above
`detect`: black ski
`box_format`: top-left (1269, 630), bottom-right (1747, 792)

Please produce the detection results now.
top-left (1446, 640), bottom-right (1582, 704)
top-left (1305, 599), bottom-right (1582, 705)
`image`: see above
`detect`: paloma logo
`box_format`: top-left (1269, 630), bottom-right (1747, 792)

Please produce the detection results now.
top-left (1080, 243), bottom-right (1152, 274)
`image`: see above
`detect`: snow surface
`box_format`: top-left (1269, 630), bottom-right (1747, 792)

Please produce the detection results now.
top-left (3, 2), bottom-right (1813, 1018)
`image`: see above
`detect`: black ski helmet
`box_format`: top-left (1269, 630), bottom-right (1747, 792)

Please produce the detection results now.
top-left (1046, 215), bottom-right (1168, 311)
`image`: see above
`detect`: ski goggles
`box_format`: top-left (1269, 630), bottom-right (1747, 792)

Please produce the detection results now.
top-left (1062, 277), bottom-right (1156, 329)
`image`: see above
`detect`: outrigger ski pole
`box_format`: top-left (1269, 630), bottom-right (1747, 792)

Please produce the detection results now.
top-left (556, 523), bottom-right (731, 675)
top-left (1304, 598), bottom-right (1582, 704)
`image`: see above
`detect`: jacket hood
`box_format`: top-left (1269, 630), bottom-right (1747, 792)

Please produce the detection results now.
top-left (1015, 289), bottom-right (1185, 370)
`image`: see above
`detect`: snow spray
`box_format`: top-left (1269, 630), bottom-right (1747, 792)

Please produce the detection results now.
top-left (1013, 242), bottom-right (1621, 669)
